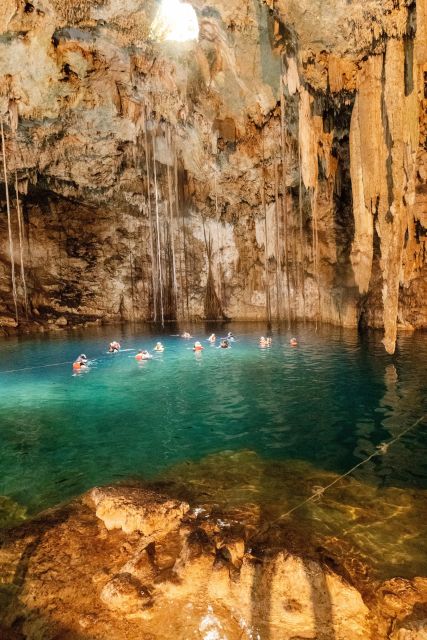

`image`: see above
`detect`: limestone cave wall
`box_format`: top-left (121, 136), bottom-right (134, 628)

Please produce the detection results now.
top-left (0, 0), bottom-right (426, 352)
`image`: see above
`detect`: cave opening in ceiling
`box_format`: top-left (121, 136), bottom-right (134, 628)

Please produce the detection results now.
top-left (150, 0), bottom-right (199, 42)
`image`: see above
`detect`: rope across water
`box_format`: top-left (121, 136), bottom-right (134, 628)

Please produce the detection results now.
top-left (0, 348), bottom-right (139, 375)
top-left (0, 360), bottom-right (75, 375)
top-left (250, 412), bottom-right (427, 540)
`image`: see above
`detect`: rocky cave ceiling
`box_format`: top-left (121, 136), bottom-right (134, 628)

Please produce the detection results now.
top-left (0, 0), bottom-right (426, 353)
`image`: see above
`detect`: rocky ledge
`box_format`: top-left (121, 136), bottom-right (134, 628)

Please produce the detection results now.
top-left (0, 483), bottom-right (427, 639)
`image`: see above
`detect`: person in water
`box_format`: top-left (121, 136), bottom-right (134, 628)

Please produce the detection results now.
top-left (108, 341), bottom-right (121, 353)
top-left (227, 332), bottom-right (235, 341)
top-left (259, 336), bottom-right (268, 347)
top-left (290, 337), bottom-right (298, 346)
top-left (73, 354), bottom-right (88, 370)
top-left (220, 339), bottom-right (230, 349)
top-left (193, 341), bottom-right (204, 352)
top-left (208, 333), bottom-right (216, 343)
top-left (181, 331), bottom-right (192, 339)
top-left (135, 350), bottom-right (152, 361)
top-left (154, 342), bottom-right (164, 352)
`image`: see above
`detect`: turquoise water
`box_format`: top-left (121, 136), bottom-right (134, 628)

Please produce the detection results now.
top-left (0, 323), bottom-right (426, 515)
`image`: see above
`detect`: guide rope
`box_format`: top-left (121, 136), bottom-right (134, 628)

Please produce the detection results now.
top-left (250, 412), bottom-right (427, 540)
top-left (0, 360), bottom-right (74, 375)
top-left (0, 348), bottom-right (139, 375)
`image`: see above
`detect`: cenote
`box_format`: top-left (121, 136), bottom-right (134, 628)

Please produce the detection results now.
top-left (1, 323), bottom-right (426, 579)
top-left (2, 1), bottom-right (427, 635)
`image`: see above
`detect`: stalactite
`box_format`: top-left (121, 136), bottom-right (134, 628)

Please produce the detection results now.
top-left (1, 117), bottom-right (18, 324)
top-left (143, 104), bottom-right (158, 322)
top-left (280, 58), bottom-right (291, 328)
top-left (273, 154), bottom-right (281, 320)
top-left (152, 135), bottom-right (164, 327)
top-left (167, 126), bottom-right (178, 318)
top-left (299, 86), bottom-right (322, 328)
top-left (298, 138), bottom-right (306, 321)
top-left (261, 135), bottom-right (271, 325)
top-left (14, 172), bottom-right (28, 318)
top-left (349, 45), bottom-right (418, 354)
top-left (202, 218), bottom-right (224, 320)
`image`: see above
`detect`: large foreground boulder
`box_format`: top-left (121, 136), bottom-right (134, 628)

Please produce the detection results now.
top-left (0, 484), bottom-right (425, 639)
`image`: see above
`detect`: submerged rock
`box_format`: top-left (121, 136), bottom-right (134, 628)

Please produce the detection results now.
top-left (155, 450), bottom-right (427, 582)
top-left (0, 479), bottom-right (426, 639)
top-left (0, 496), bottom-right (27, 529)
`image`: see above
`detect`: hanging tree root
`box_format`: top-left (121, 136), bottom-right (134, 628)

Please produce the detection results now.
top-left (1, 116), bottom-right (19, 324)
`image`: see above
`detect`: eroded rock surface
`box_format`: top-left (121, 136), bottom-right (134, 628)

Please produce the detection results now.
top-left (89, 485), bottom-right (190, 534)
top-left (1, 482), bottom-right (426, 639)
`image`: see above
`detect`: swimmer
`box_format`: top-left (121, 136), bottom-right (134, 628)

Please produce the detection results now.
top-left (220, 339), bottom-right (230, 349)
top-left (135, 349), bottom-right (152, 361)
top-left (208, 333), bottom-right (216, 343)
top-left (108, 341), bottom-right (121, 353)
top-left (181, 331), bottom-right (192, 339)
top-left (193, 341), bottom-right (204, 352)
top-left (73, 353), bottom-right (88, 370)
top-left (227, 332), bottom-right (235, 342)
top-left (259, 336), bottom-right (267, 346)
top-left (290, 337), bottom-right (298, 347)
top-left (154, 341), bottom-right (164, 352)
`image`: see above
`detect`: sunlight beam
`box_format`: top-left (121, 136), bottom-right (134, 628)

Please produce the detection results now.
top-left (151, 0), bottom-right (199, 43)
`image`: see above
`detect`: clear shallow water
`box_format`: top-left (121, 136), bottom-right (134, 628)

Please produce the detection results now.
top-left (0, 322), bottom-right (426, 519)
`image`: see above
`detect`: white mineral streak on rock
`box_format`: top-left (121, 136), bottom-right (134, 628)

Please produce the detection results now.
top-left (286, 57), bottom-right (300, 95)
top-left (199, 606), bottom-right (228, 640)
